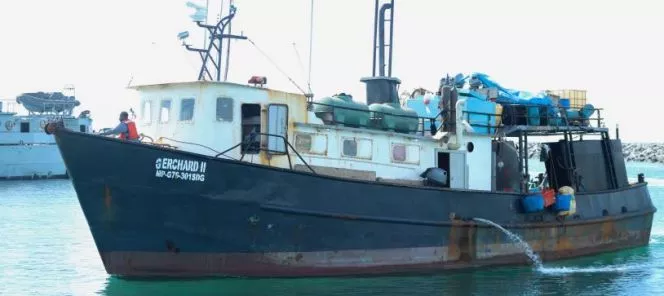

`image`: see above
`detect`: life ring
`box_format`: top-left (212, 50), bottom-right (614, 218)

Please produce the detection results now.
top-left (4, 120), bottom-right (14, 131)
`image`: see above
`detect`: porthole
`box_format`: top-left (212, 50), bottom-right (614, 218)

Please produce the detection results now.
top-left (467, 142), bottom-right (475, 153)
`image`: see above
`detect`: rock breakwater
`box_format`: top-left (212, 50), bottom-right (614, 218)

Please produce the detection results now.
top-left (527, 143), bottom-right (664, 164)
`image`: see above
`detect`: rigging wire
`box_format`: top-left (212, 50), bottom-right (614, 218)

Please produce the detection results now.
top-left (247, 38), bottom-right (308, 96)
top-left (292, 42), bottom-right (307, 83)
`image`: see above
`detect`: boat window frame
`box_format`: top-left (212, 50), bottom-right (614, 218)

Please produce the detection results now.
top-left (179, 97), bottom-right (196, 122)
top-left (159, 99), bottom-right (172, 124)
top-left (20, 121), bottom-right (30, 133)
top-left (141, 99), bottom-right (152, 124)
top-left (341, 138), bottom-right (358, 157)
top-left (266, 103), bottom-right (289, 155)
top-left (216, 97), bottom-right (234, 122)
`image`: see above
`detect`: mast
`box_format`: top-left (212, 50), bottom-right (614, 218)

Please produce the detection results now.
top-left (180, 1), bottom-right (247, 82)
top-left (362, 0), bottom-right (399, 106)
top-left (223, 1), bottom-right (232, 81)
top-left (371, 0), bottom-right (395, 78)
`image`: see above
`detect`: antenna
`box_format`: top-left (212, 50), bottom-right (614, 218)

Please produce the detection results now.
top-left (203, 0), bottom-right (210, 48)
top-left (223, 0), bottom-right (233, 81)
top-left (307, 0), bottom-right (314, 94)
top-left (181, 2), bottom-right (247, 81)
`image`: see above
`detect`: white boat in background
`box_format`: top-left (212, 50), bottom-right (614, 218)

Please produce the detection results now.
top-left (0, 89), bottom-right (93, 180)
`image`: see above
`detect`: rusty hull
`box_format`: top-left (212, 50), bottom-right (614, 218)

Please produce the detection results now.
top-left (100, 211), bottom-right (654, 278)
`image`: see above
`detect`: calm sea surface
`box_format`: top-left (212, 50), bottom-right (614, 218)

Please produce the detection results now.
top-left (1, 162), bottom-right (663, 296)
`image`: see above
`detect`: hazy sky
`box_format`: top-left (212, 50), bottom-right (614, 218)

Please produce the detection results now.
top-left (1, 0), bottom-right (662, 142)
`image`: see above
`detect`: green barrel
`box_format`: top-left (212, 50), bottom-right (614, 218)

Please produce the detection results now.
top-left (369, 103), bottom-right (419, 133)
top-left (312, 94), bottom-right (371, 127)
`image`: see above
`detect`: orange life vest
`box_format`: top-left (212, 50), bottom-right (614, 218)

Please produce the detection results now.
top-left (120, 120), bottom-right (139, 140)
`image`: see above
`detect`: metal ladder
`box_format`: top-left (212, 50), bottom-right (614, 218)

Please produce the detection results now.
top-left (601, 131), bottom-right (618, 189)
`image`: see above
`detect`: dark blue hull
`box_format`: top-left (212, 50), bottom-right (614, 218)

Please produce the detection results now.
top-left (52, 129), bottom-right (656, 277)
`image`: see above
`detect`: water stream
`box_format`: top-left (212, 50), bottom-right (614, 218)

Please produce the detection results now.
top-left (472, 217), bottom-right (640, 274)
top-left (472, 217), bottom-right (544, 269)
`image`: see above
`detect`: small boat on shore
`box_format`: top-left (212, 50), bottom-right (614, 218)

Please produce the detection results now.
top-left (46, 0), bottom-right (655, 277)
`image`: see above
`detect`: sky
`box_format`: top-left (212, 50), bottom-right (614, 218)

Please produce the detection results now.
top-left (0, 0), bottom-right (662, 142)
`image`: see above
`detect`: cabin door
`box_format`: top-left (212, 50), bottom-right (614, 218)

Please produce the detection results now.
top-left (437, 151), bottom-right (467, 189)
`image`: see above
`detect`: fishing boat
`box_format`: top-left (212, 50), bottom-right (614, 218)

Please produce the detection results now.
top-left (1, 87), bottom-right (92, 180)
top-left (46, 1), bottom-right (655, 277)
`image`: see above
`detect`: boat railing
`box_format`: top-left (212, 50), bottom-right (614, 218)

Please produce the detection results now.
top-left (308, 101), bottom-right (445, 136)
top-left (456, 102), bottom-right (605, 136)
top-left (308, 100), bottom-right (605, 137)
top-left (215, 132), bottom-right (317, 174)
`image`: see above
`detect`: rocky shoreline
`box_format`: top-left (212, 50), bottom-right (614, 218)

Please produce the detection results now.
top-left (527, 143), bottom-right (664, 164)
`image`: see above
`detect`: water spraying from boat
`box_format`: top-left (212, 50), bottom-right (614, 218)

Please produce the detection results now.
top-left (473, 217), bottom-right (645, 275)
top-left (472, 218), bottom-right (543, 269)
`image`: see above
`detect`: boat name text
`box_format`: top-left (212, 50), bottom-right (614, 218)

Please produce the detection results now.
top-left (155, 158), bottom-right (207, 182)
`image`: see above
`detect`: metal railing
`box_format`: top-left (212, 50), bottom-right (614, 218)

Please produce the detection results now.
top-left (308, 101), bottom-right (605, 137)
top-left (215, 132), bottom-right (317, 174)
top-left (308, 101), bottom-right (446, 136)
top-left (459, 103), bottom-right (604, 136)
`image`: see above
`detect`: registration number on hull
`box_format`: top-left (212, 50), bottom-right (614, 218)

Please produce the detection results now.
top-left (155, 157), bottom-right (207, 182)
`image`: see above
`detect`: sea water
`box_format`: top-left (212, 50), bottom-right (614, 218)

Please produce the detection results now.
top-left (1, 162), bottom-right (664, 296)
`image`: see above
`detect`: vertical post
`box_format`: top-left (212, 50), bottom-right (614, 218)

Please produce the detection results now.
top-left (524, 133), bottom-right (529, 188)
top-left (203, 0), bottom-right (210, 48)
top-left (217, 35), bottom-right (223, 81)
top-left (224, 1), bottom-right (233, 81)
top-left (387, 0), bottom-right (394, 77)
top-left (371, 0), bottom-right (378, 77)
top-left (307, 0), bottom-right (314, 92)
top-left (616, 124), bottom-right (620, 139)
top-left (378, 4), bottom-right (385, 77)
top-left (518, 133), bottom-right (523, 191)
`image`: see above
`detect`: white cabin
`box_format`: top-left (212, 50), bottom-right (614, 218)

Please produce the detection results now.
top-left (131, 80), bottom-right (496, 191)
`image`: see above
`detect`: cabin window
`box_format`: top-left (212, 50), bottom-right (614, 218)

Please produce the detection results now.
top-left (342, 139), bottom-right (357, 157)
top-left (20, 122), bottom-right (29, 133)
top-left (241, 104), bottom-right (261, 154)
top-left (391, 143), bottom-right (420, 164)
top-left (141, 100), bottom-right (152, 123)
top-left (267, 104), bottom-right (288, 154)
top-left (160, 99), bottom-right (171, 123)
top-left (340, 138), bottom-right (373, 159)
top-left (295, 133), bottom-right (312, 152)
top-left (79, 125), bottom-right (86, 133)
top-left (295, 132), bottom-right (328, 155)
top-left (216, 97), bottom-right (233, 121)
top-left (179, 98), bottom-right (195, 121)
top-left (393, 145), bottom-right (406, 162)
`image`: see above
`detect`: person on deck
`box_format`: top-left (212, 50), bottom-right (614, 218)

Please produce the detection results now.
top-left (98, 111), bottom-right (140, 141)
